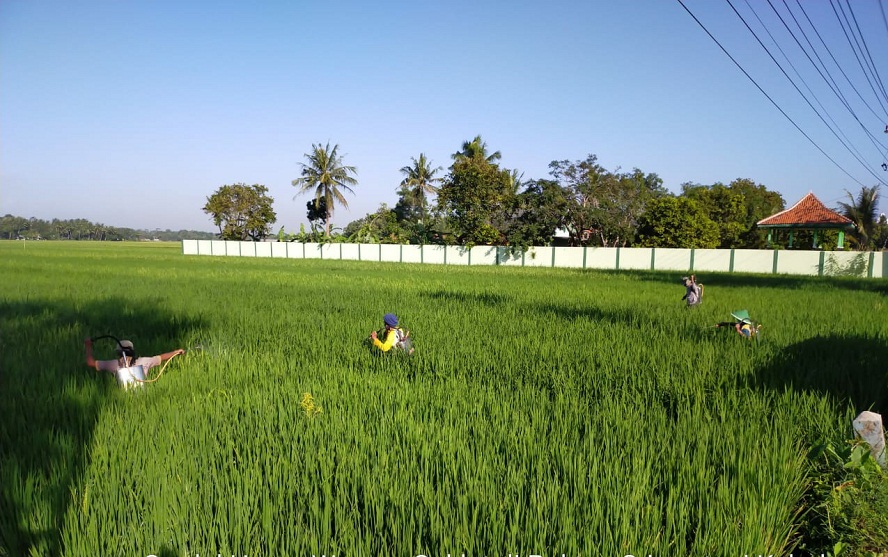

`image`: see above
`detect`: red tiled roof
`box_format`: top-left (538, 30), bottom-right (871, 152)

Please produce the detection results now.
top-left (757, 192), bottom-right (853, 227)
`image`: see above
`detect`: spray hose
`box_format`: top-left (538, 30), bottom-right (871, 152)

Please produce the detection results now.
top-left (90, 335), bottom-right (183, 385)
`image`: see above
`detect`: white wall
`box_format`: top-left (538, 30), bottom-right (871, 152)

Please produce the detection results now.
top-left (619, 247), bottom-right (652, 270)
top-left (733, 249), bottom-right (773, 274)
top-left (693, 249), bottom-right (731, 273)
top-left (654, 248), bottom-right (692, 271)
top-left (180, 240), bottom-right (885, 279)
top-left (776, 250), bottom-right (819, 276)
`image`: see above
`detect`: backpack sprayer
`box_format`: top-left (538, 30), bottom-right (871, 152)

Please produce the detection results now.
top-left (90, 334), bottom-right (182, 390)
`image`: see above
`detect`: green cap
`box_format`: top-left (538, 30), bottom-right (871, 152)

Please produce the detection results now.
top-left (731, 310), bottom-right (752, 324)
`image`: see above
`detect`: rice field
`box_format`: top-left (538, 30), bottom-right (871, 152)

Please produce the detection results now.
top-left (1, 241), bottom-right (885, 557)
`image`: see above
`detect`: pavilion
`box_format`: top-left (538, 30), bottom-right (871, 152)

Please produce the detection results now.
top-left (756, 192), bottom-right (855, 249)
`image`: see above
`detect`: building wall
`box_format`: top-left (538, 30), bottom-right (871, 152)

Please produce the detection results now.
top-left (182, 240), bottom-right (886, 279)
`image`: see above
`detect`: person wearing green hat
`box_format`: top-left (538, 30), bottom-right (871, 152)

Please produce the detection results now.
top-left (84, 337), bottom-right (184, 375)
top-left (714, 310), bottom-right (761, 338)
top-left (369, 313), bottom-right (414, 354)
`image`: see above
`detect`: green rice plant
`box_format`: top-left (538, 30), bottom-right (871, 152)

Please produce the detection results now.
top-left (0, 242), bottom-right (885, 556)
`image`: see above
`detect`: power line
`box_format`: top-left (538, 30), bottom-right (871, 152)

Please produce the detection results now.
top-left (753, 0), bottom-right (877, 165)
top-left (792, 0), bottom-right (888, 126)
top-left (768, 0), bottom-right (888, 162)
top-left (725, 0), bottom-right (887, 186)
top-left (845, 0), bottom-right (888, 106)
top-left (674, 0), bottom-right (869, 188)
top-left (830, 0), bottom-right (888, 118)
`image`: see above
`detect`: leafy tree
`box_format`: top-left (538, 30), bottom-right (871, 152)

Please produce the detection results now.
top-left (343, 204), bottom-right (406, 244)
top-left (729, 178), bottom-right (784, 248)
top-left (399, 153), bottom-right (442, 221)
top-left (437, 142), bottom-right (515, 246)
top-left (680, 178), bottom-right (784, 248)
top-left (451, 135), bottom-right (502, 163)
top-left (875, 212), bottom-right (888, 250)
top-left (504, 179), bottom-right (569, 249)
top-left (203, 183), bottom-right (276, 241)
top-left (306, 197), bottom-right (327, 227)
top-left (548, 155), bottom-right (667, 247)
top-left (837, 185), bottom-right (881, 250)
top-left (681, 183), bottom-right (747, 248)
top-left (635, 197), bottom-right (719, 248)
top-left (292, 142), bottom-right (358, 236)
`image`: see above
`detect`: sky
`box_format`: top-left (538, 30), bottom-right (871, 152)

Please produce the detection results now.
top-left (2, 0), bottom-right (887, 233)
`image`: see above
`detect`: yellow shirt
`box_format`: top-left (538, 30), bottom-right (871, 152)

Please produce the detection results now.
top-left (372, 328), bottom-right (400, 352)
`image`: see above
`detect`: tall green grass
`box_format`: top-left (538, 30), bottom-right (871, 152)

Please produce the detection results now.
top-left (1, 241), bottom-right (885, 556)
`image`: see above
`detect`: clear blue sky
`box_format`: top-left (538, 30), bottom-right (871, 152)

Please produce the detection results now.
top-left (3, 0), bottom-right (887, 232)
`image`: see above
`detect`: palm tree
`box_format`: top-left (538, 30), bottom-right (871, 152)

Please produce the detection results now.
top-left (451, 135), bottom-right (502, 163)
top-left (399, 153), bottom-right (442, 218)
top-left (837, 185), bottom-right (881, 250)
top-left (292, 142), bottom-right (358, 237)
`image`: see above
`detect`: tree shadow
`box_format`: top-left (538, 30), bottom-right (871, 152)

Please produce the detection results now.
top-left (0, 297), bottom-right (204, 555)
top-left (423, 289), bottom-right (510, 306)
top-left (606, 269), bottom-right (888, 295)
top-left (746, 334), bottom-right (888, 414)
top-left (533, 301), bottom-right (669, 330)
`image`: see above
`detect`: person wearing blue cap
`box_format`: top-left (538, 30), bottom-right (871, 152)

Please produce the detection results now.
top-left (369, 313), bottom-right (414, 354)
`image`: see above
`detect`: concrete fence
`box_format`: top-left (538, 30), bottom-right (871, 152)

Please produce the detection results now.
top-left (181, 240), bottom-right (887, 279)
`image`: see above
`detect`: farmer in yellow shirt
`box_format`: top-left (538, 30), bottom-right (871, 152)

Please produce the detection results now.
top-left (370, 313), bottom-right (414, 355)
top-left (714, 310), bottom-right (761, 339)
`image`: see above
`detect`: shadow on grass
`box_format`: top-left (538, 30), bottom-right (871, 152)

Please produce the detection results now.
top-left (423, 289), bottom-right (511, 307)
top-left (603, 269), bottom-right (888, 295)
top-left (0, 297), bottom-right (204, 556)
top-left (533, 301), bottom-right (668, 330)
top-left (748, 334), bottom-right (888, 414)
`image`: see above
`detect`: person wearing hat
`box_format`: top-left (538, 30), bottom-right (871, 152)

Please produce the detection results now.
top-left (681, 274), bottom-right (703, 307)
top-left (714, 310), bottom-right (761, 338)
top-left (369, 313), bottom-right (414, 354)
top-left (84, 337), bottom-right (184, 375)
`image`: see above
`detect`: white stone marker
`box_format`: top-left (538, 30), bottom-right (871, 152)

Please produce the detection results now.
top-left (853, 411), bottom-right (886, 468)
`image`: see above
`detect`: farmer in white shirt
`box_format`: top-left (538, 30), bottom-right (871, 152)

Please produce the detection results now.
top-left (84, 338), bottom-right (183, 375)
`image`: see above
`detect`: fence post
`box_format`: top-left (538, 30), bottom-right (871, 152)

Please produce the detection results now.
top-left (818, 251), bottom-right (825, 276)
top-left (495, 247), bottom-right (500, 265)
top-left (729, 249), bottom-right (735, 273)
top-left (444, 246), bottom-right (447, 265)
top-left (650, 248), bottom-right (656, 271)
top-left (399, 244), bottom-right (403, 263)
top-left (551, 247), bottom-right (556, 268)
top-left (615, 247), bottom-right (621, 271)
top-left (772, 250), bottom-right (779, 274)
top-left (421, 244), bottom-right (424, 264)
top-left (689, 248), bottom-right (695, 272)
top-left (468, 247), bottom-right (472, 266)
top-left (521, 249), bottom-right (526, 267)
top-left (868, 252), bottom-right (875, 278)
top-left (582, 246), bottom-right (587, 269)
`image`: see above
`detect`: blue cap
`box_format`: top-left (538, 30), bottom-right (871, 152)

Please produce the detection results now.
top-left (383, 313), bottom-right (398, 327)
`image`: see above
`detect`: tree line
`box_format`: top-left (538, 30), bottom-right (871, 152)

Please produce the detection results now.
top-left (175, 135), bottom-right (888, 251)
top-left (0, 215), bottom-right (216, 242)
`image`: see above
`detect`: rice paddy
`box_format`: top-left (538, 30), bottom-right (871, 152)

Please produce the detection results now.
top-left (1, 241), bottom-right (885, 556)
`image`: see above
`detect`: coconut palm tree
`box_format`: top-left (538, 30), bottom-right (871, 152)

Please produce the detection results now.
top-left (451, 135), bottom-right (501, 164)
top-left (292, 142), bottom-right (358, 236)
top-left (837, 185), bottom-right (881, 250)
top-left (399, 153), bottom-right (442, 218)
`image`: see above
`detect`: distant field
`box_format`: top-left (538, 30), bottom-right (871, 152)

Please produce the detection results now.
top-left (1, 241), bottom-right (885, 556)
